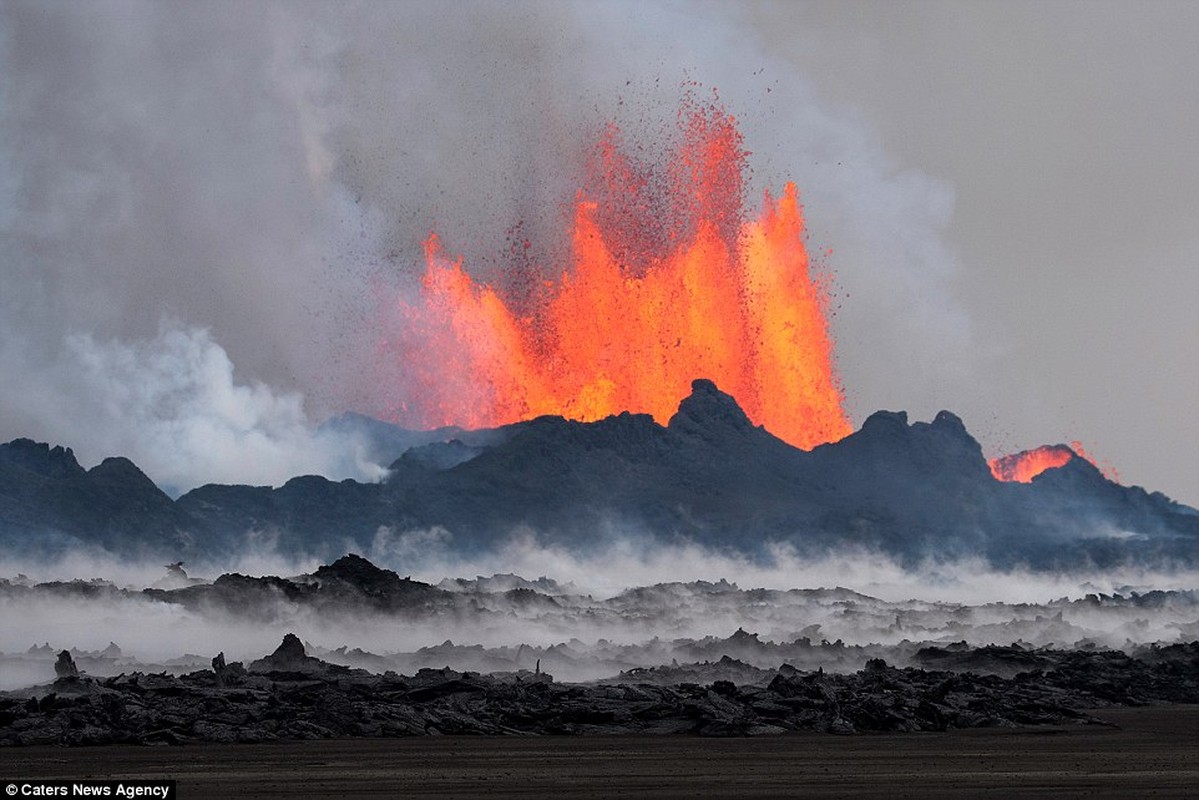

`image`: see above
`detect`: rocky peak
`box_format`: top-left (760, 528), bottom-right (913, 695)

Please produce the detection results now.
top-left (312, 554), bottom-right (404, 595)
top-left (248, 633), bottom-right (315, 673)
top-left (54, 649), bottom-right (80, 679)
top-left (667, 379), bottom-right (754, 438)
top-left (0, 438), bottom-right (86, 480)
top-left (273, 633), bottom-right (306, 661)
top-left (844, 408), bottom-right (988, 478)
top-left (248, 633), bottom-right (352, 677)
top-left (931, 410), bottom-right (970, 437)
top-left (86, 456), bottom-right (172, 500)
top-left (1028, 449), bottom-right (1109, 490)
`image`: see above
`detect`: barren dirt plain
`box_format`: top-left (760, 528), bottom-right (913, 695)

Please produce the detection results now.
top-left (5, 705), bottom-right (1198, 799)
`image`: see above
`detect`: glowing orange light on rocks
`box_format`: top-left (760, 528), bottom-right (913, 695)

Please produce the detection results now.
top-left (989, 441), bottom-right (1117, 483)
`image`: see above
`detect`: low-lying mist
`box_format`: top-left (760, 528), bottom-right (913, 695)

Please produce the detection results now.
top-left (3, 536), bottom-right (1196, 691)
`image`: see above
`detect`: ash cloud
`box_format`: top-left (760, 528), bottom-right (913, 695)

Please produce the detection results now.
top-left (0, 1), bottom-right (972, 491)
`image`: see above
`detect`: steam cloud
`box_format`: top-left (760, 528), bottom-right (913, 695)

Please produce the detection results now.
top-left (4, 539), bottom-right (1198, 690)
top-left (0, 1), bottom-right (967, 491)
top-left (4, 323), bottom-right (387, 492)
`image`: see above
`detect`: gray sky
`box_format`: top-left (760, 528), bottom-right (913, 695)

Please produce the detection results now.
top-left (749, 0), bottom-right (1199, 504)
top-left (0, 1), bottom-right (1195, 505)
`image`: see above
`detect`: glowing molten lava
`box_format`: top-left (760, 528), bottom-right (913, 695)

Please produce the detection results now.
top-left (989, 445), bottom-right (1076, 483)
top-left (387, 101), bottom-right (852, 450)
top-left (989, 441), bottom-right (1116, 483)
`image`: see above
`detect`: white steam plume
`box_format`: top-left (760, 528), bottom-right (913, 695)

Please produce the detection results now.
top-left (2, 322), bottom-right (386, 492)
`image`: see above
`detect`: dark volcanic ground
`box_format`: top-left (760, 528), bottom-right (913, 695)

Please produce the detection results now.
top-left (3, 554), bottom-right (1198, 754)
top-left (4, 631), bottom-right (1198, 746)
top-left (6, 706), bottom-right (1199, 799)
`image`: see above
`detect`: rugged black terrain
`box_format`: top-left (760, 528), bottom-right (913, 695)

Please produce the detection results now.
top-left (4, 554), bottom-right (1198, 745)
top-left (5, 554), bottom-right (1198, 684)
top-left (2, 380), bottom-right (1197, 568)
top-left (4, 633), bottom-right (1198, 745)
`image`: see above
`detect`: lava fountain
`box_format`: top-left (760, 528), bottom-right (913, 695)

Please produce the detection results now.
top-left (381, 99), bottom-right (853, 450)
top-left (989, 441), bottom-right (1117, 483)
top-left (988, 445), bottom-right (1076, 483)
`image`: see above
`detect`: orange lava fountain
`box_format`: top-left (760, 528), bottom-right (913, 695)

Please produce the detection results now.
top-left (385, 100), bottom-right (852, 450)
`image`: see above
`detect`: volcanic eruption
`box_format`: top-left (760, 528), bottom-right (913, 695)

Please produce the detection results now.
top-left (380, 98), bottom-right (852, 451)
top-left (374, 94), bottom-right (1133, 491)
top-left (5, 87), bottom-right (1177, 577)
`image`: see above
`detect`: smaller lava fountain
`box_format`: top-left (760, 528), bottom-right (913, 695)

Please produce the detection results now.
top-left (988, 445), bottom-right (1077, 483)
top-left (989, 441), bottom-right (1117, 484)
